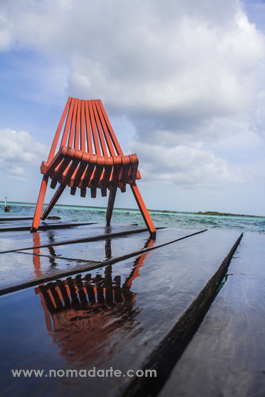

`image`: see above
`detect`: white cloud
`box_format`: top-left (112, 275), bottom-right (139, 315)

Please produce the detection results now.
top-left (132, 141), bottom-right (245, 189)
top-left (0, 128), bottom-right (49, 180)
top-left (61, 5), bottom-right (265, 132)
top-left (1, 0), bottom-right (264, 126)
top-left (0, 11), bottom-right (12, 51)
top-left (8, 165), bottom-right (26, 181)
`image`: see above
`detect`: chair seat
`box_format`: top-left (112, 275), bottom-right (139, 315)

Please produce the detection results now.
top-left (40, 145), bottom-right (141, 198)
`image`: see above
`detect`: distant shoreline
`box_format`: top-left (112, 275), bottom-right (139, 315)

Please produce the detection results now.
top-left (1, 201), bottom-right (264, 219)
top-left (161, 209), bottom-right (265, 219)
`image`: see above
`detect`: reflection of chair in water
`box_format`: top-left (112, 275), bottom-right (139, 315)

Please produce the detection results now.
top-left (35, 266), bottom-right (132, 329)
top-left (31, 97), bottom-right (156, 236)
top-left (33, 232), bottom-right (42, 278)
top-left (32, 231), bottom-right (58, 277)
top-left (35, 238), bottom-right (154, 365)
top-left (35, 237), bottom-right (154, 329)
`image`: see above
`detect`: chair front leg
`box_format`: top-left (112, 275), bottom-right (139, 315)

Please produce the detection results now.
top-left (31, 175), bottom-right (49, 232)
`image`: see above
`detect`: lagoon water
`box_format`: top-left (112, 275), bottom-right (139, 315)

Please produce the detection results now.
top-left (1, 202), bottom-right (264, 233)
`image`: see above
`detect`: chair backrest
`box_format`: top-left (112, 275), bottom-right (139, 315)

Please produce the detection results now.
top-left (47, 98), bottom-right (125, 165)
top-left (40, 97), bottom-right (140, 198)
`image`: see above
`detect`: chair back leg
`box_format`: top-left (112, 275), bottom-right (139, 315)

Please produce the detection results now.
top-left (42, 183), bottom-right (67, 220)
top-left (106, 186), bottom-right (117, 226)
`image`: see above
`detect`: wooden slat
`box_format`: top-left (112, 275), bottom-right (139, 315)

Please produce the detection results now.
top-left (80, 100), bottom-right (86, 151)
top-left (120, 155), bottom-right (131, 188)
top-left (90, 157), bottom-right (105, 197)
top-left (62, 151), bottom-right (82, 186)
top-left (100, 157), bottom-right (113, 197)
top-left (128, 154), bottom-right (139, 183)
top-left (92, 100), bottom-right (108, 157)
top-left (68, 99), bottom-right (83, 185)
top-left (69, 153), bottom-right (90, 193)
top-left (41, 147), bottom-right (68, 176)
top-left (68, 98), bottom-right (78, 148)
top-left (88, 101), bottom-right (101, 155)
top-left (78, 154), bottom-right (97, 195)
top-left (62, 99), bottom-right (78, 185)
top-left (50, 148), bottom-right (75, 183)
top-left (61, 97), bottom-right (75, 147)
top-left (95, 100), bottom-right (116, 157)
top-left (74, 99), bottom-right (81, 149)
top-left (97, 99), bottom-right (124, 156)
top-left (48, 97), bottom-right (71, 163)
top-left (85, 101), bottom-right (93, 154)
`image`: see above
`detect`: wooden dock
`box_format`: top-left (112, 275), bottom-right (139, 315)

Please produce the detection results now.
top-left (0, 218), bottom-right (264, 396)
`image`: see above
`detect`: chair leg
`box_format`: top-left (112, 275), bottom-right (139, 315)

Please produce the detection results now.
top-left (42, 183), bottom-right (67, 220)
top-left (31, 175), bottom-right (49, 232)
top-left (106, 186), bottom-right (117, 226)
top-left (130, 182), bottom-right (156, 237)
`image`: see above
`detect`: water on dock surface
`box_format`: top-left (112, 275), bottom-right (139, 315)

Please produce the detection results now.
top-left (0, 210), bottom-right (264, 396)
top-left (0, 225), bottom-right (243, 397)
top-left (0, 202), bottom-right (264, 233)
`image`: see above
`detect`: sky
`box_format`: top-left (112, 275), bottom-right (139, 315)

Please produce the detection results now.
top-left (0, 0), bottom-right (265, 216)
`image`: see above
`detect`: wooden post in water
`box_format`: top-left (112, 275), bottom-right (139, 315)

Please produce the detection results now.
top-left (4, 197), bottom-right (10, 212)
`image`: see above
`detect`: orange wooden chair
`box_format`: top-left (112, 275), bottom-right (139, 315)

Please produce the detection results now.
top-left (31, 97), bottom-right (156, 236)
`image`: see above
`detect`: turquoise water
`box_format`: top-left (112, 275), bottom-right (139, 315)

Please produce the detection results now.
top-left (1, 202), bottom-right (264, 233)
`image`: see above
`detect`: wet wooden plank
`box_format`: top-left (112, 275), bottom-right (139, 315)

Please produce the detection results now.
top-left (0, 223), bottom-right (147, 253)
top-left (0, 221), bottom-right (95, 233)
top-left (32, 228), bottom-right (205, 263)
top-left (0, 228), bottom-right (205, 293)
top-left (0, 217), bottom-right (34, 221)
top-left (0, 229), bottom-right (241, 397)
top-left (159, 232), bottom-right (265, 397)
